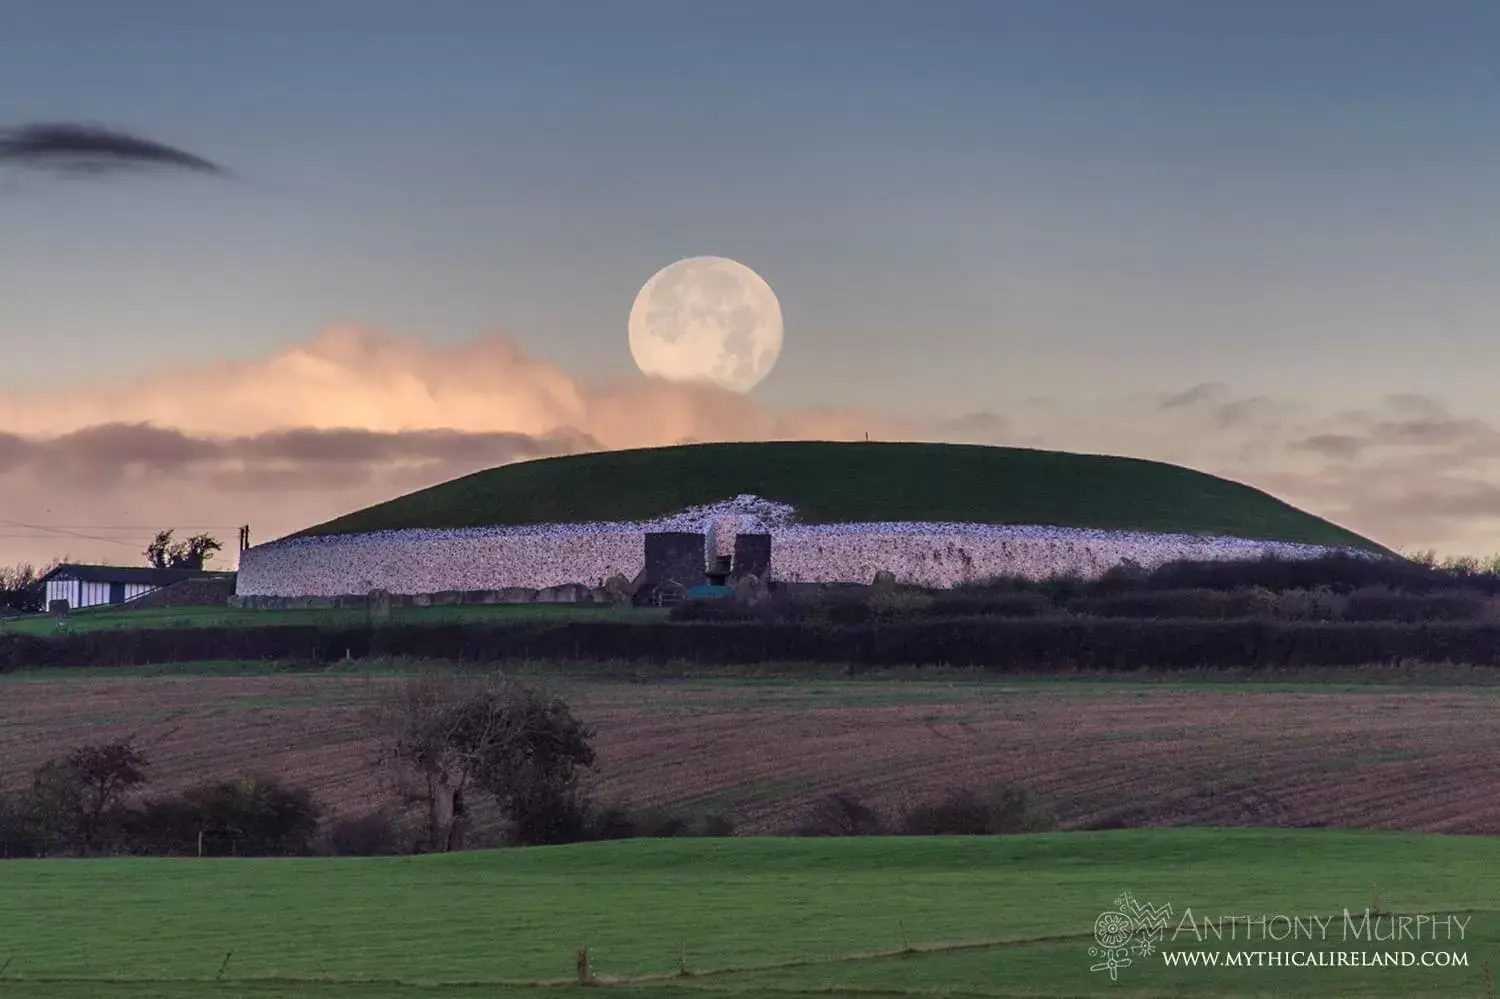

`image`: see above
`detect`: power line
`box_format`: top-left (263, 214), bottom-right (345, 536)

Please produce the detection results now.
top-left (0, 533), bottom-right (154, 539)
top-left (0, 519), bottom-right (251, 556)
top-left (0, 524), bottom-right (245, 530)
top-left (0, 532), bottom-right (139, 548)
top-left (0, 518), bottom-right (161, 548)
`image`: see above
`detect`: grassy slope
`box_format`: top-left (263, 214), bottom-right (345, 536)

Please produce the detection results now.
top-left (0, 831), bottom-right (1493, 998)
top-left (293, 441), bottom-right (1387, 552)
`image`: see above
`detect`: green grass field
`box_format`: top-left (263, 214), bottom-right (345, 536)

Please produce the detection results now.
top-left (0, 831), bottom-right (1493, 998)
top-left (294, 441), bottom-right (1387, 551)
top-left (0, 602), bottom-right (668, 636)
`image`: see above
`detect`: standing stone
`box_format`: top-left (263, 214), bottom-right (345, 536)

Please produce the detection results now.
top-left (536, 583), bottom-right (589, 603)
top-left (732, 534), bottom-right (772, 581)
top-left (603, 574), bottom-right (635, 605)
top-left (368, 588), bottom-right (392, 622)
top-left (732, 573), bottom-right (768, 606)
top-left (644, 532), bottom-right (707, 587)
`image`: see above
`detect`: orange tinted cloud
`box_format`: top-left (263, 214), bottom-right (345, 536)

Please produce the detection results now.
top-left (0, 325), bottom-right (913, 566)
top-left (3, 324), bottom-right (1498, 569)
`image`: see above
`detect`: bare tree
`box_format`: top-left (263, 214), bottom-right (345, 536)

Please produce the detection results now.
top-left (0, 557), bottom-right (64, 613)
top-left (372, 670), bottom-right (482, 852)
top-left (370, 670), bottom-right (595, 851)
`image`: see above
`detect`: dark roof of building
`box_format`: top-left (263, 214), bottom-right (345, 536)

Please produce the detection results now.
top-left (38, 563), bottom-right (231, 586)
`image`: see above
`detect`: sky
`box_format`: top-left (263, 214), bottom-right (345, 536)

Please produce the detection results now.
top-left (1, 0), bottom-right (1498, 568)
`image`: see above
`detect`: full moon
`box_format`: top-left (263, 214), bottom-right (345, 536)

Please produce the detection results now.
top-left (628, 256), bottom-right (783, 393)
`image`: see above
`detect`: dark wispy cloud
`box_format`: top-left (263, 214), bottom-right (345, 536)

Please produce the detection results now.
top-left (1156, 381), bottom-right (1283, 431)
top-left (1160, 382), bottom-right (1227, 410)
top-left (0, 423), bottom-right (600, 491)
top-left (1244, 393), bottom-right (1500, 551)
top-left (1290, 433), bottom-right (1367, 460)
top-left (0, 122), bottom-right (227, 177)
top-left (1289, 397), bottom-right (1500, 461)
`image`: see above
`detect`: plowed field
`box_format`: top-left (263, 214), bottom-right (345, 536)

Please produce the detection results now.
top-left (2, 666), bottom-right (1496, 836)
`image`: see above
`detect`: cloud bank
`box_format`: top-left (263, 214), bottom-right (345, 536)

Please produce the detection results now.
top-left (1, 325), bottom-right (1497, 568)
top-left (0, 326), bottom-right (913, 566)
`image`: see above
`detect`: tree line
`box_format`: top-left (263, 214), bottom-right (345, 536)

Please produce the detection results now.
top-left (1, 670), bottom-right (1065, 858)
top-left (0, 672), bottom-right (725, 858)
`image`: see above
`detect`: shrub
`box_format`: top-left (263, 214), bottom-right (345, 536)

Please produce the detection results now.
top-left (1411, 591), bottom-right (1491, 621)
top-left (923, 592), bottom-right (1056, 618)
top-left (796, 793), bottom-right (886, 836)
top-left (585, 805), bottom-right (735, 840)
top-left (1070, 589), bottom-right (1239, 620)
top-left (128, 777), bottom-right (323, 857)
top-left (0, 791), bottom-right (42, 858)
top-left (866, 587), bottom-right (937, 617)
top-left (899, 784), bottom-right (1054, 836)
top-left (587, 805), bottom-right (640, 841)
top-left (753, 589), bottom-right (875, 627)
top-left (814, 595), bottom-right (874, 627)
top-left (506, 784), bottom-right (594, 846)
top-left (1089, 558), bottom-right (1151, 595)
top-left (630, 807), bottom-right (692, 838)
top-left (1270, 587), bottom-right (1347, 621)
top-left (1134, 552), bottom-right (1493, 596)
top-left (22, 760), bottom-right (89, 856)
top-left (668, 599), bottom-right (757, 622)
top-left (121, 795), bottom-right (204, 855)
top-left (1341, 587), bottom-right (1491, 623)
top-left (1034, 572), bottom-right (1089, 605)
top-left (321, 810), bottom-right (403, 856)
top-left (699, 811), bottom-right (737, 837)
top-left (193, 777), bottom-right (322, 856)
top-left (1068, 586), bottom-right (1343, 621)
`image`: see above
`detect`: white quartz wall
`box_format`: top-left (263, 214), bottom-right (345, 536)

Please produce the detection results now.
top-left (766, 524), bottom-right (1366, 588)
top-left (237, 495), bottom-right (1374, 597)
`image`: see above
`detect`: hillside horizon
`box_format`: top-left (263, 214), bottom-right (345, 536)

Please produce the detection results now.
top-left (291, 440), bottom-right (1388, 554)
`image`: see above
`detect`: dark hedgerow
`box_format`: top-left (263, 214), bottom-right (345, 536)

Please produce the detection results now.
top-left (1339, 587), bottom-right (1491, 623)
top-left (1108, 552), bottom-right (1500, 596)
top-left (8, 616), bottom-right (1500, 673)
top-left (960, 553), bottom-right (1500, 597)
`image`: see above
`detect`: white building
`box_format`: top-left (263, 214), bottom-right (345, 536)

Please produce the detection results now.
top-left (38, 564), bottom-right (217, 610)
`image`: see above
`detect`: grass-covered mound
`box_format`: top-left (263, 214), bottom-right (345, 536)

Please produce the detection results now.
top-left (0, 831), bottom-right (1492, 997)
top-left (294, 441), bottom-right (1386, 551)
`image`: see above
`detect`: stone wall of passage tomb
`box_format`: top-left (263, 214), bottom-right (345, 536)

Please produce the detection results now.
top-left (236, 516), bottom-right (1369, 598)
top-left (235, 529), bottom-right (652, 597)
top-left (763, 524), bottom-right (1365, 588)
